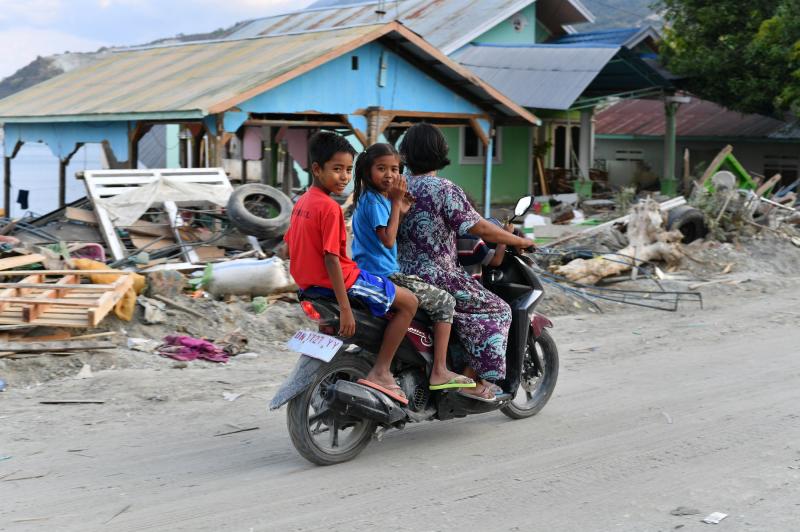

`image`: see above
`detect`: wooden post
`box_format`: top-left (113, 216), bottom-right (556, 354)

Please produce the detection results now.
top-left (282, 144), bottom-right (292, 196)
top-left (663, 100), bottom-right (679, 181)
top-left (482, 125), bottom-right (495, 218)
top-left (579, 108), bottom-right (593, 180)
top-left (3, 141), bottom-right (23, 217)
top-left (58, 143), bottom-right (83, 208)
top-left (260, 126), bottom-right (272, 185)
top-left (3, 155), bottom-right (10, 217)
top-left (238, 129), bottom-right (247, 182)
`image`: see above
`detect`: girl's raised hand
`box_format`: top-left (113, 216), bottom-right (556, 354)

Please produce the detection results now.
top-left (388, 175), bottom-right (407, 203)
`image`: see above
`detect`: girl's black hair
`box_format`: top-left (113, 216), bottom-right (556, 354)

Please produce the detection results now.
top-left (352, 143), bottom-right (401, 208)
top-left (398, 122), bottom-right (450, 176)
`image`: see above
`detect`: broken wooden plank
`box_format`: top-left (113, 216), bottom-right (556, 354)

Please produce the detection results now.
top-left (0, 254), bottom-right (46, 271)
top-left (21, 274), bottom-right (79, 323)
top-left (64, 207), bottom-right (98, 225)
top-left (0, 340), bottom-right (116, 353)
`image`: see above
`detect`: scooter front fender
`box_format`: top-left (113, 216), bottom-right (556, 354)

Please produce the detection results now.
top-left (269, 354), bottom-right (326, 410)
top-left (531, 312), bottom-right (553, 338)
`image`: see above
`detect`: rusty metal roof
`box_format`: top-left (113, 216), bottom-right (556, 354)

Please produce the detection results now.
top-left (230, 0), bottom-right (593, 54)
top-left (0, 23), bottom-right (537, 124)
top-left (595, 98), bottom-right (799, 139)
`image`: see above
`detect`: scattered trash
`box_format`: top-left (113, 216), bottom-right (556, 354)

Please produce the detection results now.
top-left (127, 337), bottom-right (161, 353)
top-left (75, 364), bottom-right (93, 379)
top-left (662, 412), bottom-right (673, 424)
top-left (0, 455), bottom-right (11, 462)
top-left (0, 379), bottom-right (6, 392)
top-left (157, 335), bottom-right (228, 363)
top-left (213, 426), bottom-right (259, 437)
top-left (702, 512), bottom-right (728, 524)
top-left (105, 504), bottom-right (132, 525)
top-left (222, 392), bottom-right (243, 402)
top-left (252, 296), bottom-right (269, 314)
top-left (670, 507), bottom-right (700, 516)
top-left (137, 296), bottom-right (168, 324)
top-left (39, 399), bottom-right (105, 404)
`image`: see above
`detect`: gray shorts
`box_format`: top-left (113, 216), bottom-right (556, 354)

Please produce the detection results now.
top-left (389, 272), bottom-right (456, 324)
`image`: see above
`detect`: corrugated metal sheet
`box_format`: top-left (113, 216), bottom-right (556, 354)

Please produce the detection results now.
top-left (0, 25), bottom-right (383, 120)
top-left (595, 98), bottom-right (797, 139)
top-left (0, 23), bottom-right (536, 124)
top-left (452, 44), bottom-right (619, 110)
top-left (230, 0), bottom-right (570, 54)
top-left (550, 28), bottom-right (640, 46)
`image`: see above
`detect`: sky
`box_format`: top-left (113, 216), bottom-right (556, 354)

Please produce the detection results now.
top-left (0, 0), bottom-right (315, 80)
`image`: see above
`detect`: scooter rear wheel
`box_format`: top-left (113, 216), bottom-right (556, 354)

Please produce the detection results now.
top-left (501, 329), bottom-right (559, 420)
top-left (286, 354), bottom-right (377, 465)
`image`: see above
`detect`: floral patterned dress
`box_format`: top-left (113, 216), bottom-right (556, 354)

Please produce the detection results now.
top-left (398, 174), bottom-right (512, 381)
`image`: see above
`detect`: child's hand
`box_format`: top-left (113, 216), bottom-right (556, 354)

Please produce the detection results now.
top-left (389, 175), bottom-right (408, 203)
top-left (339, 307), bottom-right (356, 337)
top-left (399, 193), bottom-right (414, 215)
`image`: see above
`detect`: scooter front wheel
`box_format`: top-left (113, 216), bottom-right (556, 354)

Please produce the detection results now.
top-left (286, 354), bottom-right (377, 465)
top-left (501, 329), bottom-right (559, 420)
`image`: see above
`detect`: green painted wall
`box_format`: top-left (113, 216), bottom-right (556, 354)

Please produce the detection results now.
top-left (440, 126), bottom-right (531, 205)
top-left (473, 4), bottom-right (537, 45)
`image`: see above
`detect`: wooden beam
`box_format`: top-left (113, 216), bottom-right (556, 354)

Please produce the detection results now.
top-left (3, 156), bottom-right (9, 217)
top-left (0, 254), bottom-right (46, 271)
top-left (261, 126), bottom-right (272, 185)
top-left (21, 274), bottom-right (79, 323)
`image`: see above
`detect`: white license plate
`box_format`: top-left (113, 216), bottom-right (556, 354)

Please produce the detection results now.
top-left (286, 330), bottom-right (343, 362)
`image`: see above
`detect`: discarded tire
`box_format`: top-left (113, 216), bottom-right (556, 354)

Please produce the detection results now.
top-left (666, 205), bottom-right (707, 243)
top-left (226, 184), bottom-right (293, 239)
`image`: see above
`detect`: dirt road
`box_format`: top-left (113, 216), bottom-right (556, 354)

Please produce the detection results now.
top-left (2, 276), bottom-right (799, 531)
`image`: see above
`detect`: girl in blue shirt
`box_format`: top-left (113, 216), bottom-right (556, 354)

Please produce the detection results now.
top-left (352, 143), bottom-right (474, 391)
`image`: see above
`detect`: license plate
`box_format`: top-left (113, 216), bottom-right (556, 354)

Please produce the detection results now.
top-left (286, 330), bottom-right (343, 362)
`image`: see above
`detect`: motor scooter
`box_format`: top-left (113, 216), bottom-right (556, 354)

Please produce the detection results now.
top-left (270, 197), bottom-right (558, 465)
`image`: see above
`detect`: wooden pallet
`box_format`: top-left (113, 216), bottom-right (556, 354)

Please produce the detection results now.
top-left (0, 271), bottom-right (134, 328)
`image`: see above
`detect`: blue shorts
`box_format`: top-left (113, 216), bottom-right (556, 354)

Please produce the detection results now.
top-left (303, 270), bottom-right (396, 317)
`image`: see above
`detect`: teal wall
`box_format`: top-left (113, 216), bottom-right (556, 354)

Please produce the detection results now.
top-left (473, 4), bottom-right (537, 45)
top-left (440, 126), bottom-right (531, 205)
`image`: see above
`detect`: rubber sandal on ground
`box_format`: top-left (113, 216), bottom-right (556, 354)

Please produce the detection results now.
top-left (357, 378), bottom-right (409, 405)
top-left (429, 376), bottom-right (476, 390)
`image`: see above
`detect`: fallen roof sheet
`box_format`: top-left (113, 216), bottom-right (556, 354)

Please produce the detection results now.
top-left (453, 43), bottom-right (671, 110)
top-left (0, 23), bottom-right (537, 124)
top-left (230, 0), bottom-right (593, 54)
top-left (549, 26), bottom-right (660, 48)
top-left (595, 98), bottom-right (800, 139)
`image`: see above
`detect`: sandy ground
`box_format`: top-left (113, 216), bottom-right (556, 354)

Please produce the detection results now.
top-left (2, 239), bottom-right (800, 531)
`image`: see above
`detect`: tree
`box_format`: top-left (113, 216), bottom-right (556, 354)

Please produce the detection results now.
top-left (659, 0), bottom-right (800, 117)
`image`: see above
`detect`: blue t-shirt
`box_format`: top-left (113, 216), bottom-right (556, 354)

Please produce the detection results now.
top-left (352, 190), bottom-right (399, 278)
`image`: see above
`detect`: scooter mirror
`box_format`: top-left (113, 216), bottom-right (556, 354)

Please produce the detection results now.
top-left (514, 196), bottom-right (533, 217)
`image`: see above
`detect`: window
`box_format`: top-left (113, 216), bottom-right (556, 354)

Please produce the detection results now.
top-left (351, 56), bottom-right (359, 70)
top-left (459, 126), bottom-right (502, 164)
top-left (615, 149), bottom-right (644, 162)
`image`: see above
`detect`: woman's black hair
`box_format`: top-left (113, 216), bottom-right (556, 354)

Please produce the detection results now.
top-left (398, 122), bottom-right (450, 176)
top-left (352, 143), bottom-right (401, 208)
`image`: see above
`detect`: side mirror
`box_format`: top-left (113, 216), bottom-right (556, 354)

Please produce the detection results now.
top-left (514, 196), bottom-right (532, 217)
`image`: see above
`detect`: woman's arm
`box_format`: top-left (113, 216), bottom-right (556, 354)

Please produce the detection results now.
top-left (375, 176), bottom-right (408, 249)
top-left (468, 219), bottom-right (535, 249)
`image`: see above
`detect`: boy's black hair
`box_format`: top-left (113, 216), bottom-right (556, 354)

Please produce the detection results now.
top-left (353, 143), bottom-right (400, 208)
top-left (398, 122), bottom-right (450, 175)
top-left (308, 130), bottom-right (357, 170)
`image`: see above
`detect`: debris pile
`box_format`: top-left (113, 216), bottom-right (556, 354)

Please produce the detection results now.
top-left (0, 168), bottom-right (300, 384)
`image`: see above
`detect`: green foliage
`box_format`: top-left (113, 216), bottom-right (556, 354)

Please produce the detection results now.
top-left (659, 0), bottom-right (800, 116)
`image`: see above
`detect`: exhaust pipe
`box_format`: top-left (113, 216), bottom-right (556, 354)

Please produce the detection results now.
top-left (324, 381), bottom-right (406, 425)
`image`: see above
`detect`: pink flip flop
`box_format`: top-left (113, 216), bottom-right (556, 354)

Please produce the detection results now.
top-left (357, 378), bottom-right (409, 405)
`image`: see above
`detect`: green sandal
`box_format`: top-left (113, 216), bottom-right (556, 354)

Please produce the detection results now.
top-left (429, 376), bottom-right (476, 391)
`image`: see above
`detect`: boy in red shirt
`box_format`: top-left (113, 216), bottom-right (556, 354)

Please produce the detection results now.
top-left (284, 131), bottom-right (418, 404)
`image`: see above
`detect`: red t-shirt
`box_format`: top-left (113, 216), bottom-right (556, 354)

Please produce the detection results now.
top-left (284, 186), bottom-right (360, 290)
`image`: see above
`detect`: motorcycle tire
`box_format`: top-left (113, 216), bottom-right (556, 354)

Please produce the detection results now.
top-left (286, 354), bottom-right (377, 466)
top-left (226, 184), bottom-right (293, 239)
top-left (501, 329), bottom-right (559, 420)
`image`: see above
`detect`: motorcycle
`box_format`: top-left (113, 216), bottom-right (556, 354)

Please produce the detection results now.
top-left (270, 196), bottom-right (558, 465)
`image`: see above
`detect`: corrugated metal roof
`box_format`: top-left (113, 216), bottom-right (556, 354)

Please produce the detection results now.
top-left (549, 26), bottom-right (661, 50)
top-left (229, 0), bottom-right (592, 54)
top-left (0, 23), bottom-right (537, 124)
top-left (595, 98), bottom-right (799, 139)
top-left (0, 25), bottom-right (382, 121)
top-left (453, 44), bottom-right (620, 110)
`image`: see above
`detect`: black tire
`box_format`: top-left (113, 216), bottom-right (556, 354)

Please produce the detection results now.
top-left (666, 205), bottom-right (707, 243)
top-left (226, 184), bottom-right (293, 239)
top-left (286, 354), bottom-right (377, 466)
top-left (501, 329), bottom-right (559, 420)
